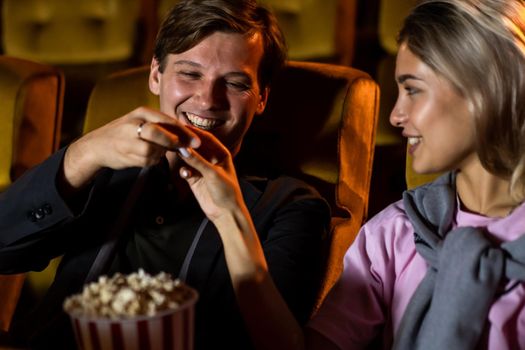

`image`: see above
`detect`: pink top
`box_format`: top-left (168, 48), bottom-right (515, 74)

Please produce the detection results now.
top-left (308, 199), bottom-right (525, 349)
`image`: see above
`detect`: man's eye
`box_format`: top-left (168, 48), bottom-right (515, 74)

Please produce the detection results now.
top-left (178, 71), bottom-right (201, 79)
top-left (227, 81), bottom-right (250, 91)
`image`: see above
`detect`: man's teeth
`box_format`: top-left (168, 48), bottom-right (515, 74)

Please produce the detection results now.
top-left (186, 113), bottom-right (222, 130)
top-left (408, 137), bottom-right (422, 145)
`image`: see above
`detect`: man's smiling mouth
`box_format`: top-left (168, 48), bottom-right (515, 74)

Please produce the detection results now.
top-left (185, 112), bottom-right (225, 130)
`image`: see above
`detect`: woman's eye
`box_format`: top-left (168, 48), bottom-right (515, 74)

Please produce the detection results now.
top-left (405, 86), bottom-right (419, 95)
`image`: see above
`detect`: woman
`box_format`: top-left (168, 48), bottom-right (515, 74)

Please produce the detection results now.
top-left (305, 0), bottom-right (525, 349)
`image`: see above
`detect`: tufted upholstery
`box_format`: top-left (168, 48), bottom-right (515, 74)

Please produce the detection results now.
top-left (378, 0), bottom-right (417, 56)
top-left (0, 55), bottom-right (64, 332)
top-left (259, 0), bottom-right (340, 61)
top-left (83, 60), bottom-right (380, 311)
top-left (157, 0), bottom-right (357, 65)
top-left (1, 0), bottom-right (140, 64)
top-left (1, 0), bottom-right (144, 146)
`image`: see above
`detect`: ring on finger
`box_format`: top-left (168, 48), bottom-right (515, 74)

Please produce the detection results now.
top-left (137, 121), bottom-right (146, 139)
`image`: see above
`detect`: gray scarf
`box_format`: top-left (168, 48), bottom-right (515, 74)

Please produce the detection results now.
top-left (393, 172), bottom-right (525, 350)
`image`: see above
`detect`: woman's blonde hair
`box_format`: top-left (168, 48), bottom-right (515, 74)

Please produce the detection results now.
top-left (398, 0), bottom-right (525, 202)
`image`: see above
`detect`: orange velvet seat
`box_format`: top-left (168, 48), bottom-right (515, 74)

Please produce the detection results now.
top-left (0, 55), bottom-right (64, 332)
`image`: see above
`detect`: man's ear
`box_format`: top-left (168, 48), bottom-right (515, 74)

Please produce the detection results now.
top-left (149, 58), bottom-right (161, 96)
top-left (256, 86), bottom-right (270, 115)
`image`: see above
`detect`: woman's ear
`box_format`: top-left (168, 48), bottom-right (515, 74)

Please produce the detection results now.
top-left (149, 58), bottom-right (161, 96)
top-left (256, 86), bottom-right (270, 115)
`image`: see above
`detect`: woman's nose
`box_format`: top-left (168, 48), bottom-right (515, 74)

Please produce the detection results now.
top-left (389, 102), bottom-right (408, 127)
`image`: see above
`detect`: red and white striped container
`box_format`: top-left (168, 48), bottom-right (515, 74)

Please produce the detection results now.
top-left (67, 289), bottom-right (198, 350)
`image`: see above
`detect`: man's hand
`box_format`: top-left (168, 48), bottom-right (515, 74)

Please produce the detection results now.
top-left (61, 107), bottom-right (200, 193)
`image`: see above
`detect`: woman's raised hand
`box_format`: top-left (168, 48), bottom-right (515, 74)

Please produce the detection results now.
top-left (176, 126), bottom-right (245, 223)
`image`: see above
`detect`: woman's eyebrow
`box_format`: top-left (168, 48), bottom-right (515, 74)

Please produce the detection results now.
top-left (397, 74), bottom-right (423, 84)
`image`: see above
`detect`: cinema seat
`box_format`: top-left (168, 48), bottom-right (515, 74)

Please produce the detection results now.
top-left (0, 55), bottom-right (64, 332)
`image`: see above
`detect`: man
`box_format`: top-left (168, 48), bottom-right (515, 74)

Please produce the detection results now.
top-left (0, 0), bottom-right (330, 348)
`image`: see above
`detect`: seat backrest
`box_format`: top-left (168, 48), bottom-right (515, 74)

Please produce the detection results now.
top-left (0, 55), bottom-right (64, 190)
top-left (156, 0), bottom-right (357, 65)
top-left (238, 61), bottom-right (379, 308)
top-left (0, 55), bottom-right (64, 332)
top-left (260, 0), bottom-right (340, 61)
top-left (1, 0), bottom-right (140, 64)
top-left (378, 0), bottom-right (417, 56)
top-left (83, 60), bottom-right (379, 310)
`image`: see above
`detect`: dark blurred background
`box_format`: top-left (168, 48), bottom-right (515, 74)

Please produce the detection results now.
top-left (0, 0), bottom-right (416, 218)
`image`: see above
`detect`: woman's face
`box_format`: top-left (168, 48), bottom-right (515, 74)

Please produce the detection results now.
top-left (390, 43), bottom-right (478, 174)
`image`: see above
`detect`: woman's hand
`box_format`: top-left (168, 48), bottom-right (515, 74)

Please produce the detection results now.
top-left (176, 126), bottom-right (245, 222)
top-left (177, 127), bottom-right (309, 350)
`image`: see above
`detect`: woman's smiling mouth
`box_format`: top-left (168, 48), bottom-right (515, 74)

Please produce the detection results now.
top-left (407, 136), bottom-right (422, 155)
top-left (408, 136), bottom-right (422, 146)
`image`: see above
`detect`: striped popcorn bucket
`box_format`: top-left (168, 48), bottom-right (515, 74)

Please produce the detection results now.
top-left (67, 288), bottom-right (198, 350)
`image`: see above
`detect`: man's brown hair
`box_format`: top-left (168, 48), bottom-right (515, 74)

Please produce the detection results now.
top-left (154, 0), bottom-right (287, 88)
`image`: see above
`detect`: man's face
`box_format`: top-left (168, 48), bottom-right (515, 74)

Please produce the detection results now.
top-left (149, 31), bottom-right (269, 156)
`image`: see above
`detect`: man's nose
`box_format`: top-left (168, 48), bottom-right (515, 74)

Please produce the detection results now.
top-left (196, 80), bottom-right (227, 110)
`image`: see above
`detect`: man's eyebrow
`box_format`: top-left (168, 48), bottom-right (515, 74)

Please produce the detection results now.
top-left (173, 60), bottom-right (203, 68)
top-left (397, 74), bottom-right (422, 84)
top-left (172, 60), bottom-right (252, 81)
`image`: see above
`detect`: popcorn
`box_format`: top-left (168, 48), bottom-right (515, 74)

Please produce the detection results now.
top-left (63, 269), bottom-right (195, 319)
